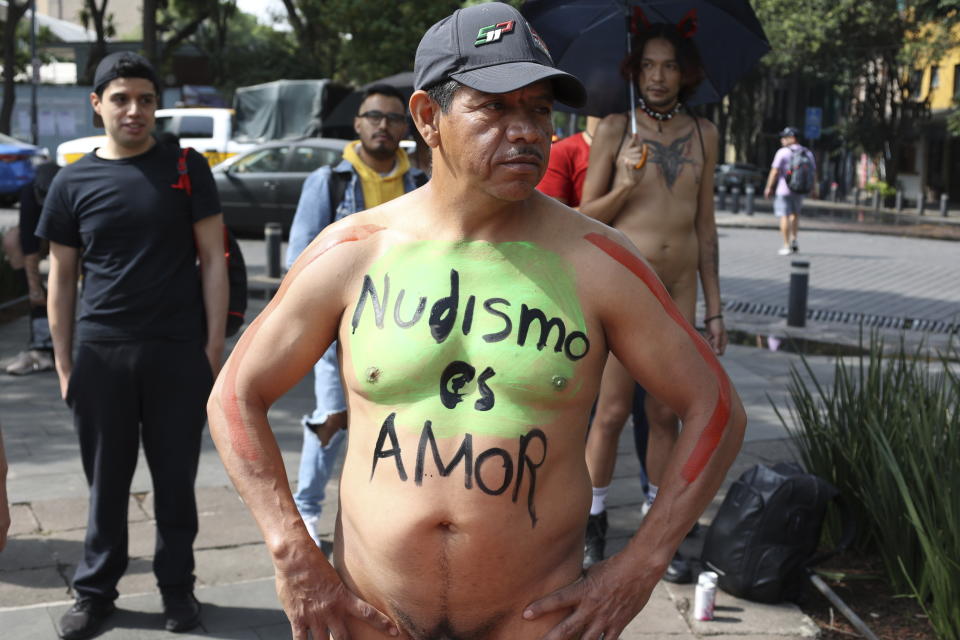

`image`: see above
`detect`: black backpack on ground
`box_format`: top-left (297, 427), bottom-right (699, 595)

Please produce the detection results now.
top-left (700, 462), bottom-right (855, 604)
top-left (786, 146), bottom-right (814, 194)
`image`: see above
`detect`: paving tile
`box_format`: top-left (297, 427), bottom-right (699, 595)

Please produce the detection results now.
top-left (0, 566), bottom-right (71, 607)
top-left (195, 545), bottom-right (276, 586)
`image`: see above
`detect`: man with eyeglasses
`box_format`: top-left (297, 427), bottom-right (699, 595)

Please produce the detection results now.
top-left (285, 83), bottom-right (427, 549)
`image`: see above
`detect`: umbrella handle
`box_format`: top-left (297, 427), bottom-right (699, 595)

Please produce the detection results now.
top-left (625, 12), bottom-right (637, 137)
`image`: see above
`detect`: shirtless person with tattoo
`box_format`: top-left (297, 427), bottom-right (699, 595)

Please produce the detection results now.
top-left (207, 5), bottom-right (745, 640)
top-left (579, 23), bottom-right (729, 575)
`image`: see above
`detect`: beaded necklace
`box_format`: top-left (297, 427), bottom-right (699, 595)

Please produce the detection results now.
top-left (637, 96), bottom-right (682, 132)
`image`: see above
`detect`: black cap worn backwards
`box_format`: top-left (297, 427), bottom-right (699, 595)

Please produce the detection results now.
top-left (779, 126), bottom-right (801, 138)
top-left (414, 2), bottom-right (586, 108)
top-left (93, 51), bottom-right (161, 95)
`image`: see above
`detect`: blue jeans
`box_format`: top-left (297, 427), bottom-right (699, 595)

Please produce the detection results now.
top-left (293, 342), bottom-right (347, 518)
top-left (294, 424), bottom-right (345, 518)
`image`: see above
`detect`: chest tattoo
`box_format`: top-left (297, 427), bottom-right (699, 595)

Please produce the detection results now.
top-left (643, 132), bottom-right (694, 190)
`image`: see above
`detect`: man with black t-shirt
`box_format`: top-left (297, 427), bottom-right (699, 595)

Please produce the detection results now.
top-left (37, 52), bottom-right (227, 640)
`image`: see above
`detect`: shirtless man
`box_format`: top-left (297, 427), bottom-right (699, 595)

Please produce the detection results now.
top-left (579, 23), bottom-right (728, 574)
top-left (207, 5), bottom-right (745, 640)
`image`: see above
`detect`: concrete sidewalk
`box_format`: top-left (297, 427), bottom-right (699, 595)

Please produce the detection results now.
top-left (2, 223), bottom-right (957, 639)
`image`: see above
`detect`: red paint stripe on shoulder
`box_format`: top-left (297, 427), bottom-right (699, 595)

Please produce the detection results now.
top-left (222, 224), bottom-right (386, 461)
top-left (584, 232), bottom-right (731, 483)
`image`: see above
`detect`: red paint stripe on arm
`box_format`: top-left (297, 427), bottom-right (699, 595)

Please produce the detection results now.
top-left (584, 232), bottom-right (731, 483)
top-left (222, 224), bottom-right (386, 461)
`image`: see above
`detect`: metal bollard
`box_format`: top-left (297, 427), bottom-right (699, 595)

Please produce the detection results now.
top-left (895, 190), bottom-right (903, 213)
top-left (787, 260), bottom-right (810, 328)
top-left (265, 222), bottom-right (283, 279)
top-left (917, 193), bottom-right (925, 216)
top-left (941, 193), bottom-right (950, 217)
top-left (731, 187), bottom-right (741, 214)
top-left (852, 187), bottom-right (860, 206)
top-left (717, 186), bottom-right (727, 212)
top-left (745, 185), bottom-right (755, 216)
top-left (872, 190), bottom-right (880, 211)
top-left (830, 183), bottom-right (838, 203)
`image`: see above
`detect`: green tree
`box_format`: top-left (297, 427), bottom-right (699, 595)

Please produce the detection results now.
top-left (78, 0), bottom-right (117, 86)
top-left (191, 6), bottom-right (308, 93)
top-left (0, 4), bottom-right (54, 136)
top-left (732, 0), bottom-right (960, 183)
top-left (141, 0), bottom-right (220, 75)
top-left (279, 0), bottom-right (463, 84)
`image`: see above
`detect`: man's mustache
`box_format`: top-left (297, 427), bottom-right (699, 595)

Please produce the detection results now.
top-left (503, 146), bottom-right (544, 162)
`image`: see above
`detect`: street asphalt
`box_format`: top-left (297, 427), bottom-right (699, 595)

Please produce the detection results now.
top-left (1, 201), bottom-right (957, 639)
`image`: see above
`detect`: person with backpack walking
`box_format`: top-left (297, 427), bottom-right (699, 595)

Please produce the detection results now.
top-left (37, 51), bottom-right (227, 639)
top-left (285, 84), bottom-right (426, 549)
top-left (765, 126), bottom-right (816, 255)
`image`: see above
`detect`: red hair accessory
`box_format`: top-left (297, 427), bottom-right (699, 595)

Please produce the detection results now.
top-left (676, 9), bottom-right (698, 39)
top-left (630, 7), bottom-right (652, 35)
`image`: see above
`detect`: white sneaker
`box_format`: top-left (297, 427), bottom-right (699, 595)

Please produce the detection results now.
top-left (301, 514), bottom-right (322, 547)
top-left (5, 349), bottom-right (54, 375)
top-left (777, 246), bottom-right (792, 256)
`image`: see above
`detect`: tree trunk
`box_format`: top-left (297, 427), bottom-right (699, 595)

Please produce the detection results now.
top-left (0, 0), bottom-right (30, 135)
top-left (142, 0), bottom-right (158, 67)
top-left (80, 0), bottom-right (110, 86)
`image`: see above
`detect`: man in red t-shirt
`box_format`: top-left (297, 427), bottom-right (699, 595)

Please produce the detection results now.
top-left (537, 116), bottom-right (599, 207)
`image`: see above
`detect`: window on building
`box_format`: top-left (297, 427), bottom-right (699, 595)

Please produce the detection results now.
top-left (909, 69), bottom-right (923, 97)
top-left (930, 65), bottom-right (939, 90)
top-left (954, 64), bottom-right (960, 100)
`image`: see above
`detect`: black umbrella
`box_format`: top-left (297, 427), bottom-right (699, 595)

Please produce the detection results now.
top-left (521, 0), bottom-right (770, 120)
top-left (323, 71), bottom-right (415, 134)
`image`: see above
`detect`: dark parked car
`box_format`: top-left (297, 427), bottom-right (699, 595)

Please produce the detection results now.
top-left (0, 133), bottom-right (44, 205)
top-left (714, 163), bottom-right (765, 192)
top-left (213, 138), bottom-right (347, 237)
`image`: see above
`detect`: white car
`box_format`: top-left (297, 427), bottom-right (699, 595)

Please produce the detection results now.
top-left (56, 107), bottom-right (255, 167)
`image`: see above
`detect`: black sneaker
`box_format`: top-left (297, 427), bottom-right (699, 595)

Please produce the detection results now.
top-left (662, 551), bottom-right (693, 584)
top-left (791, 240), bottom-right (799, 253)
top-left (162, 592), bottom-right (202, 633)
top-left (58, 597), bottom-right (115, 640)
top-left (583, 511), bottom-right (608, 569)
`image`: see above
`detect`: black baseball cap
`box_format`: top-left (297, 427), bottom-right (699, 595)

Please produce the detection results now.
top-left (779, 126), bottom-right (800, 138)
top-left (92, 52), bottom-right (161, 127)
top-left (414, 2), bottom-right (586, 108)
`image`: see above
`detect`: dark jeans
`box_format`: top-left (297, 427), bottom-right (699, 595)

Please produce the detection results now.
top-left (632, 384), bottom-right (650, 496)
top-left (28, 304), bottom-right (52, 352)
top-left (67, 340), bottom-right (212, 601)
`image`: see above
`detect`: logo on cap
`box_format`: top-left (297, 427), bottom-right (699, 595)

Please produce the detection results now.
top-left (475, 20), bottom-right (514, 46)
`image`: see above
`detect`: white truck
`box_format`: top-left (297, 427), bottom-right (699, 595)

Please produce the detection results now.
top-left (56, 107), bottom-right (255, 167)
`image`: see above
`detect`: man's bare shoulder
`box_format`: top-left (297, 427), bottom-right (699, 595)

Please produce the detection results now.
top-left (592, 113), bottom-right (629, 151)
top-left (695, 117), bottom-right (719, 144)
top-left (532, 193), bottom-right (639, 259)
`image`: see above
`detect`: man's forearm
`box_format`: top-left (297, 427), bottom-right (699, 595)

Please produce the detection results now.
top-left (200, 251), bottom-right (228, 359)
top-left (47, 262), bottom-right (77, 376)
top-left (23, 254), bottom-right (44, 300)
top-left (579, 183), bottom-right (631, 225)
top-left (698, 227), bottom-right (722, 317)
top-left (208, 391), bottom-right (318, 563)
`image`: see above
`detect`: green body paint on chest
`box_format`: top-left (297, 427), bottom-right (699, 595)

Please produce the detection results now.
top-left (348, 241), bottom-right (590, 438)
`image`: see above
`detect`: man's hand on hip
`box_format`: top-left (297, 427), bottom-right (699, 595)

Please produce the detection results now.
top-left (523, 553), bottom-right (658, 640)
top-left (276, 549), bottom-right (398, 640)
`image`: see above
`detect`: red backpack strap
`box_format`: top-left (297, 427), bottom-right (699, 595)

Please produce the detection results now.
top-left (171, 146), bottom-right (193, 196)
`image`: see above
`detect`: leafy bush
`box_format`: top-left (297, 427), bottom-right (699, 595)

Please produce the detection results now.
top-left (864, 180), bottom-right (896, 197)
top-left (774, 333), bottom-right (959, 639)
